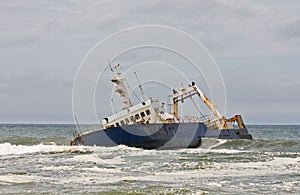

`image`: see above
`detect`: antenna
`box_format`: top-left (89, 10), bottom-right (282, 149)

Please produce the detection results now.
top-left (74, 115), bottom-right (81, 134)
top-left (108, 61), bottom-right (120, 73)
top-left (111, 98), bottom-right (117, 114)
top-left (125, 79), bottom-right (142, 103)
top-left (108, 61), bottom-right (114, 72)
top-left (134, 71), bottom-right (147, 101)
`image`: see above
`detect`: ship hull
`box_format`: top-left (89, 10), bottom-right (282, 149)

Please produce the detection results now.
top-left (71, 123), bottom-right (207, 149)
top-left (204, 128), bottom-right (253, 139)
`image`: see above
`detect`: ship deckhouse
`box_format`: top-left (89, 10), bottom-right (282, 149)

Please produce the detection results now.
top-left (102, 67), bottom-right (176, 129)
top-left (102, 98), bottom-right (176, 129)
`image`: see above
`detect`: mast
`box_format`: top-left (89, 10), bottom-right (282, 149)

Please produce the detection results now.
top-left (110, 64), bottom-right (133, 110)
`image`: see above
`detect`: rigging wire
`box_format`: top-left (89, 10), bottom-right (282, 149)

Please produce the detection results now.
top-left (190, 96), bottom-right (204, 117)
top-left (125, 79), bottom-right (142, 103)
top-left (134, 71), bottom-right (147, 101)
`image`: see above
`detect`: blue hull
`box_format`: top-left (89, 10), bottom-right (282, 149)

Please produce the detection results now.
top-left (204, 128), bottom-right (253, 139)
top-left (71, 123), bottom-right (207, 149)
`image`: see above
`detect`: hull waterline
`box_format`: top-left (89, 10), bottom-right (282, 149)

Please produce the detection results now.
top-left (71, 123), bottom-right (207, 149)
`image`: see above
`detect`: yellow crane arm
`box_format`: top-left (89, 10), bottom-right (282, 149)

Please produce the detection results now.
top-left (192, 85), bottom-right (223, 120)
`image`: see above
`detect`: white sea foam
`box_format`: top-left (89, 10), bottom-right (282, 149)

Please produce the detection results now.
top-left (175, 139), bottom-right (246, 155)
top-left (0, 175), bottom-right (38, 185)
top-left (72, 153), bottom-right (105, 164)
top-left (0, 142), bottom-right (90, 156)
top-left (71, 153), bottom-right (126, 166)
top-left (208, 148), bottom-right (247, 154)
top-left (116, 156), bottom-right (300, 185)
top-left (0, 143), bottom-right (55, 156)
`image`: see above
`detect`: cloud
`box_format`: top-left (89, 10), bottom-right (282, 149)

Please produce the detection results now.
top-left (280, 17), bottom-right (300, 40)
top-left (0, 0), bottom-right (299, 123)
top-left (1, 0), bottom-right (300, 55)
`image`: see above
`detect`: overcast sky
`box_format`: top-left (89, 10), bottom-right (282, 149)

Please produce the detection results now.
top-left (1, 0), bottom-right (300, 124)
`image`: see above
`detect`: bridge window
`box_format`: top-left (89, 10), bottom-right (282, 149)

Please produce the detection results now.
top-left (135, 114), bottom-right (140, 120)
top-left (115, 122), bottom-right (120, 127)
top-left (140, 112), bottom-right (145, 117)
top-left (125, 118), bottom-right (130, 124)
top-left (120, 120), bottom-right (125, 125)
top-left (130, 116), bottom-right (135, 122)
top-left (146, 109), bottom-right (151, 115)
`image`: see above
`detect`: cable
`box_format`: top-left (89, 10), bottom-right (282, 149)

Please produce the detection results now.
top-left (125, 79), bottom-right (142, 103)
top-left (190, 96), bottom-right (204, 117)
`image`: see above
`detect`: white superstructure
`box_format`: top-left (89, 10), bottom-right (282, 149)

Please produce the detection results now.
top-left (102, 69), bottom-right (177, 129)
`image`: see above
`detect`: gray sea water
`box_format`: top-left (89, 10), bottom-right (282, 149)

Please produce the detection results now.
top-left (0, 124), bottom-right (299, 194)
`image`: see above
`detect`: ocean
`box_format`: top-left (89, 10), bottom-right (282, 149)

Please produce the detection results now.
top-left (0, 124), bottom-right (299, 194)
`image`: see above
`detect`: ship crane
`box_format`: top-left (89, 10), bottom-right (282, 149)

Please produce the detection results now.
top-left (172, 82), bottom-right (246, 130)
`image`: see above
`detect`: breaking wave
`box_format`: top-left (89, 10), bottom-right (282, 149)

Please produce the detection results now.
top-left (0, 143), bottom-right (92, 156)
